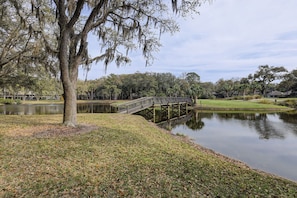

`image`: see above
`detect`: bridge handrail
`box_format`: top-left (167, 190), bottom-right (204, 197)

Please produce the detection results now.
top-left (117, 97), bottom-right (154, 113)
top-left (152, 97), bottom-right (192, 105)
top-left (117, 97), bottom-right (192, 114)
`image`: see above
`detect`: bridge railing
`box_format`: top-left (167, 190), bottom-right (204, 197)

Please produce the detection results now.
top-left (117, 97), bottom-right (155, 114)
top-left (152, 97), bottom-right (193, 105)
top-left (117, 97), bottom-right (193, 114)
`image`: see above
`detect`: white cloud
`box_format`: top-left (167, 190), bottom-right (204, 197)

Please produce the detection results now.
top-left (80, 0), bottom-right (297, 82)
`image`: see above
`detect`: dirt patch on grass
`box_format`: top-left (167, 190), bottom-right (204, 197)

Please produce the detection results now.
top-left (3, 123), bottom-right (98, 138)
top-left (32, 124), bottom-right (99, 138)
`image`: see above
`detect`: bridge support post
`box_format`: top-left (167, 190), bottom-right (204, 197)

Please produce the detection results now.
top-left (153, 105), bottom-right (156, 123)
top-left (167, 103), bottom-right (170, 120)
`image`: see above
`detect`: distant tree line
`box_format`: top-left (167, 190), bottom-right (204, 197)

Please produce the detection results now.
top-left (77, 72), bottom-right (203, 103)
top-left (2, 64), bottom-right (297, 101)
top-left (76, 65), bottom-right (297, 100)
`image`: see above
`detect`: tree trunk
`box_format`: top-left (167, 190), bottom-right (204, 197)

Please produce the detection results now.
top-left (194, 95), bottom-right (197, 104)
top-left (62, 80), bottom-right (77, 126)
top-left (59, 29), bottom-right (79, 126)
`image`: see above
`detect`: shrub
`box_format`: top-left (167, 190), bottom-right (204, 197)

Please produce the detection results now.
top-left (0, 99), bottom-right (22, 104)
top-left (278, 100), bottom-right (297, 108)
top-left (257, 99), bottom-right (273, 105)
top-left (253, 95), bottom-right (262, 99)
top-left (224, 95), bottom-right (262, 101)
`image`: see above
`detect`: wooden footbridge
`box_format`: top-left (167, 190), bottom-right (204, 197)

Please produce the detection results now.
top-left (117, 97), bottom-right (193, 122)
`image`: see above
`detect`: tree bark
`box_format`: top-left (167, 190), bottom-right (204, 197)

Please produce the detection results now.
top-left (59, 27), bottom-right (78, 126)
top-left (62, 79), bottom-right (77, 126)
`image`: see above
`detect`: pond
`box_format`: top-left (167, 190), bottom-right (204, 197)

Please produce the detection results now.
top-left (168, 111), bottom-right (297, 182)
top-left (0, 103), bottom-right (117, 115)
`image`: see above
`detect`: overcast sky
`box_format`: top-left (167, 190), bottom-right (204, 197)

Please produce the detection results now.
top-left (79, 0), bottom-right (297, 82)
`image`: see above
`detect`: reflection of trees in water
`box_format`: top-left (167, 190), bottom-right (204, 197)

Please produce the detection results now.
top-left (278, 112), bottom-right (297, 136)
top-left (77, 104), bottom-right (116, 113)
top-left (161, 111), bottom-right (297, 139)
top-left (216, 113), bottom-right (265, 121)
top-left (185, 111), bottom-right (205, 130)
top-left (278, 112), bottom-right (297, 123)
top-left (253, 114), bottom-right (285, 140)
top-left (214, 112), bottom-right (285, 140)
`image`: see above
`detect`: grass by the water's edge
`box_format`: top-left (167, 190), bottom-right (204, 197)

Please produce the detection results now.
top-left (1, 114), bottom-right (297, 197)
top-left (195, 99), bottom-right (293, 111)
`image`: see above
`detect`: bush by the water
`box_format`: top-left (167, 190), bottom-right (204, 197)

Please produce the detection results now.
top-left (0, 99), bottom-right (21, 104)
top-left (226, 95), bottom-right (262, 101)
top-left (278, 99), bottom-right (297, 108)
top-left (257, 99), bottom-right (274, 105)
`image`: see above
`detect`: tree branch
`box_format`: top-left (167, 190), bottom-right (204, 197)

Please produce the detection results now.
top-left (66, 0), bottom-right (85, 29)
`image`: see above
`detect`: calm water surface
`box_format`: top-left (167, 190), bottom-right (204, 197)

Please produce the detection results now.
top-left (170, 112), bottom-right (297, 182)
top-left (0, 103), bottom-right (116, 115)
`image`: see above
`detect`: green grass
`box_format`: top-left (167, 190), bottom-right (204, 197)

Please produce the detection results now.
top-left (1, 114), bottom-right (297, 197)
top-left (197, 99), bottom-right (292, 111)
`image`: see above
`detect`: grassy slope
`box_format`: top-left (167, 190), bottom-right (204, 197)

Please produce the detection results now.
top-left (1, 114), bottom-right (297, 197)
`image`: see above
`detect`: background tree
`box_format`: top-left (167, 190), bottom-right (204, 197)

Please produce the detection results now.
top-left (103, 74), bottom-right (122, 100)
top-left (186, 72), bottom-right (201, 104)
top-left (155, 73), bottom-right (177, 97)
top-left (215, 78), bottom-right (237, 98)
top-left (277, 69), bottom-right (297, 94)
top-left (238, 77), bottom-right (250, 98)
top-left (200, 82), bottom-right (215, 99)
top-left (252, 65), bottom-right (287, 97)
top-left (247, 74), bottom-right (260, 96)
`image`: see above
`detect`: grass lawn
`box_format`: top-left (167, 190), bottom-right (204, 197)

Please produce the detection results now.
top-left (1, 113), bottom-right (297, 197)
top-left (197, 99), bottom-right (292, 111)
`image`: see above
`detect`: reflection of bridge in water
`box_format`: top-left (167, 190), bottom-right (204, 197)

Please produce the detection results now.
top-left (157, 113), bottom-right (193, 130)
top-left (117, 97), bottom-right (193, 122)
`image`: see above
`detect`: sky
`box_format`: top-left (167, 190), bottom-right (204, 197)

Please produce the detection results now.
top-left (79, 0), bottom-right (297, 82)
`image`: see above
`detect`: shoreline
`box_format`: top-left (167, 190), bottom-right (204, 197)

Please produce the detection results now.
top-left (152, 120), bottom-right (297, 183)
top-left (171, 130), bottom-right (297, 183)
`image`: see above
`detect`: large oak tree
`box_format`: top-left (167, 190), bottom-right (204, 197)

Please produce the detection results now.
top-left (252, 65), bottom-right (287, 97)
top-left (22, 0), bottom-right (205, 126)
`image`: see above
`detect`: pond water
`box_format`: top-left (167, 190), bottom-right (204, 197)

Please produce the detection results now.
top-left (169, 111), bottom-right (297, 182)
top-left (0, 103), bottom-right (116, 115)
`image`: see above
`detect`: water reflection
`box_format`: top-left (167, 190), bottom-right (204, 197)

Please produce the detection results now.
top-left (77, 103), bottom-right (117, 113)
top-left (185, 111), bottom-right (205, 130)
top-left (170, 111), bottom-right (297, 182)
top-left (0, 103), bottom-right (116, 115)
top-left (166, 111), bottom-right (296, 140)
top-left (0, 104), bottom-right (64, 115)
